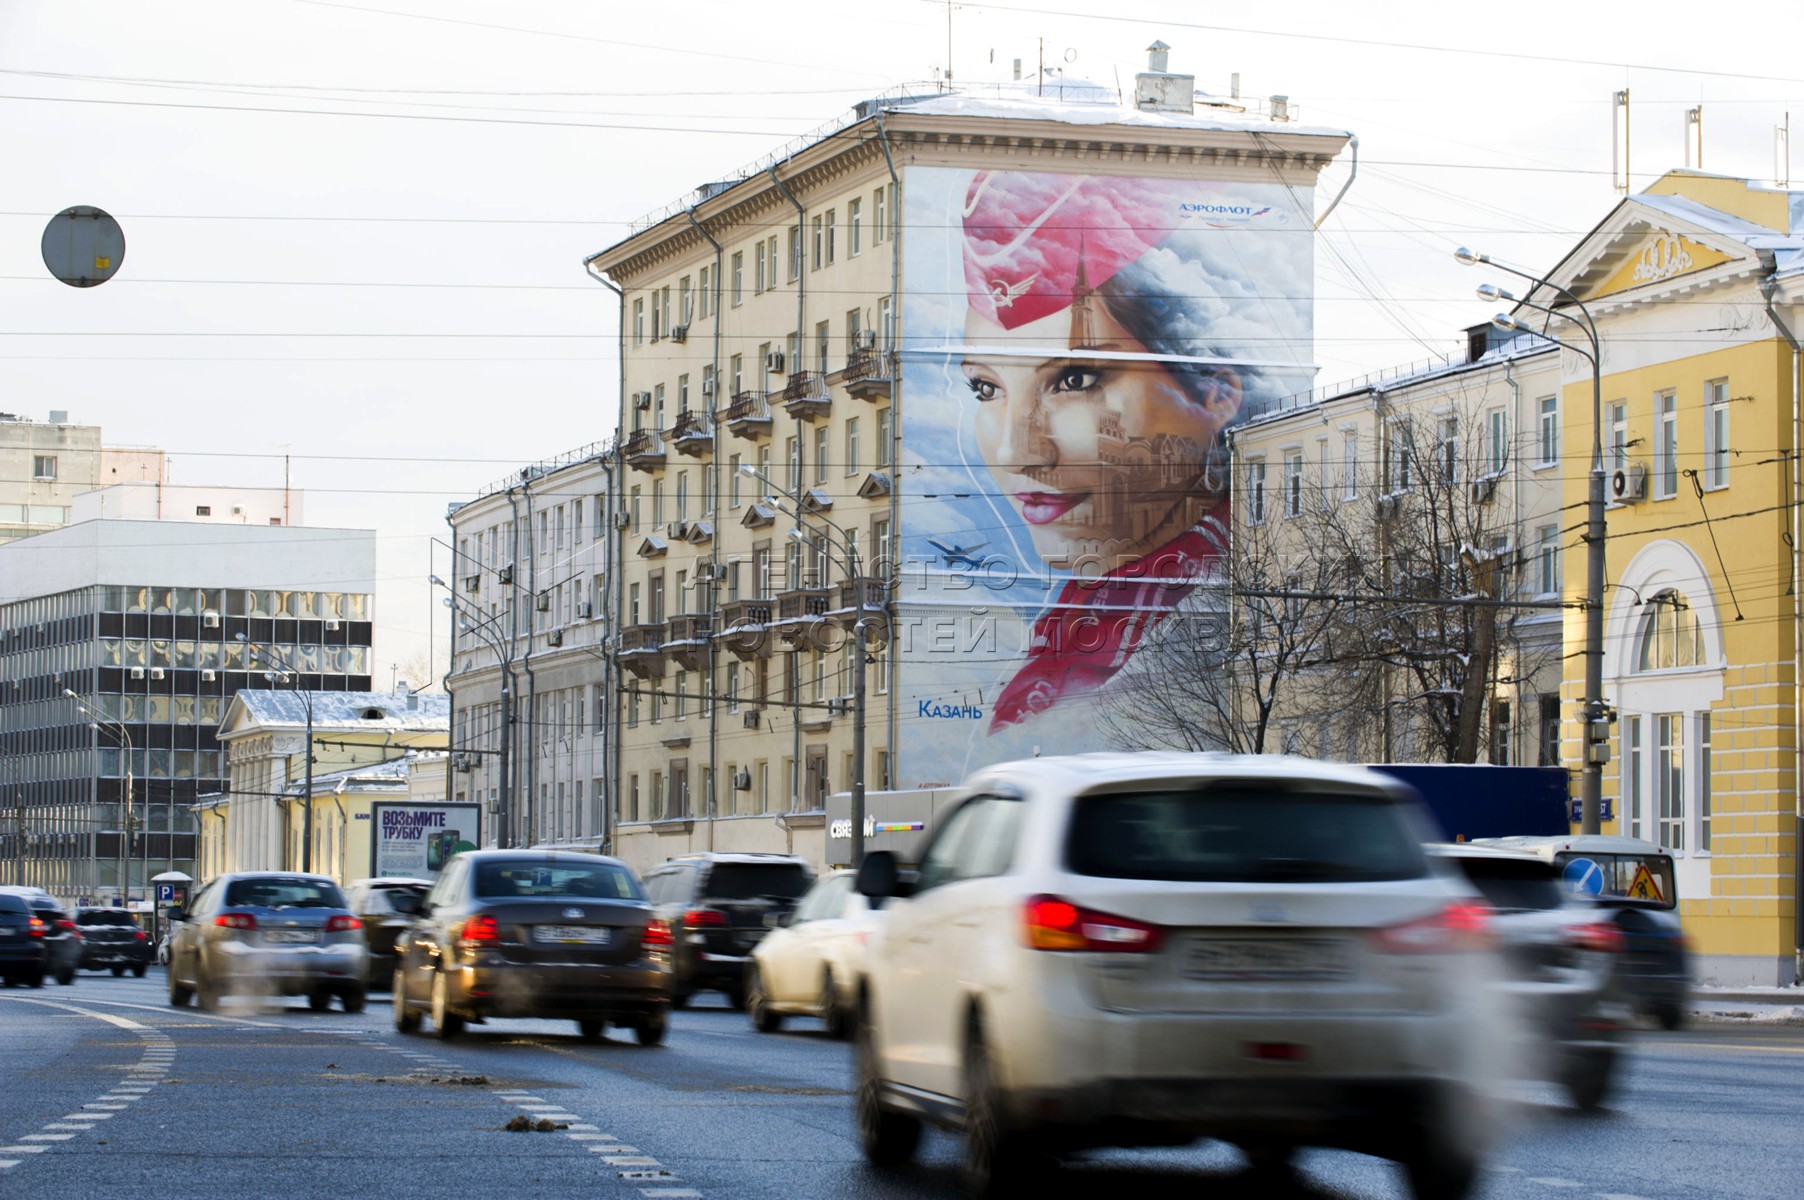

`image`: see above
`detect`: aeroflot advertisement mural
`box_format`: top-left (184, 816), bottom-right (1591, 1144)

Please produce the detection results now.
top-left (894, 166), bottom-right (1316, 785)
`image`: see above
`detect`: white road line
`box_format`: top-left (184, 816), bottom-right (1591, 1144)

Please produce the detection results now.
top-left (19, 1135), bottom-right (74, 1143)
top-left (0, 1160), bottom-right (21, 1169)
top-left (42, 1125), bottom-right (92, 1132)
top-left (603, 1156), bottom-right (661, 1167)
top-left (568, 1133), bottom-right (619, 1141)
top-left (1527, 1180), bottom-right (1585, 1189)
top-left (0, 1147), bottom-right (51, 1155)
top-left (640, 1191), bottom-right (702, 1199)
top-left (63, 1113), bottom-right (111, 1121)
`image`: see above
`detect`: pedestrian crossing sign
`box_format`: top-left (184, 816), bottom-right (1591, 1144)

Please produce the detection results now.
top-left (1627, 863), bottom-right (1664, 903)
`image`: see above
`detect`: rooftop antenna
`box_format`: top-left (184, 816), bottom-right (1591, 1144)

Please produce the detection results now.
top-left (1612, 88), bottom-right (1631, 195)
top-left (1684, 104), bottom-right (1703, 170)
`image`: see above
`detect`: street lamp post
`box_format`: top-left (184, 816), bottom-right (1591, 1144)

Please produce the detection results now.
top-left (64, 688), bottom-right (133, 902)
top-left (744, 463), bottom-right (875, 868)
top-left (1458, 247), bottom-right (1608, 834)
top-left (432, 578), bottom-right (516, 849)
top-left (236, 635), bottom-right (315, 871)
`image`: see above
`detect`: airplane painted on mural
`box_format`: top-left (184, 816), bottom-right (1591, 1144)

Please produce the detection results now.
top-left (926, 539), bottom-right (990, 569)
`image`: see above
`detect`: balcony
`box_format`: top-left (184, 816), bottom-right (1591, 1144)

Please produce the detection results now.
top-left (719, 390), bottom-right (773, 441)
top-left (716, 598), bottom-right (773, 660)
top-left (828, 576), bottom-right (890, 644)
top-left (781, 372), bottom-right (831, 423)
top-left (617, 622), bottom-right (668, 678)
top-left (663, 612), bottom-right (713, 670)
top-left (841, 348), bottom-right (895, 402)
top-left (773, 586), bottom-right (832, 647)
top-left (621, 428), bottom-right (666, 472)
top-left (668, 410), bottom-right (713, 458)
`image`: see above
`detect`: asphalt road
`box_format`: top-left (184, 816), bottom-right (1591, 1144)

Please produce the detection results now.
top-left (1, 971), bottom-right (1799, 1200)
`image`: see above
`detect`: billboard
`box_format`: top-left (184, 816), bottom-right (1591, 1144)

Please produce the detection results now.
top-left (370, 802), bottom-right (480, 880)
top-left (895, 166), bottom-right (1317, 784)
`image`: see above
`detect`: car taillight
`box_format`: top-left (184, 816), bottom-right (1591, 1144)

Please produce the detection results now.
top-left (683, 908), bottom-right (728, 928)
top-left (643, 919), bottom-right (673, 948)
top-left (1369, 901), bottom-right (1492, 954)
top-left (56, 919), bottom-right (78, 933)
top-left (460, 914), bottom-right (501, 947)
top-left (215, 913), bottom-right (257, 930)
top-left (1569, 921), bottom-right (1624, 953)
top-left (134, 930), bottom-right (147, 941)
top-left (27, 916), bottom-right (46, 939)
top-left (324, 915), bottom-right (362, 933)
top-left (1022, 895), bottom-right (1164, 953)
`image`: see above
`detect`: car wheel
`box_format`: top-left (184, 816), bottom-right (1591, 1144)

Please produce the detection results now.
top-left (1400, 1094), bottom-right (1482, 1200)
top-left (392, 968), bottom-right (421, 1033)
top-left (27, 969), bottom-right (45, 989)
top-left (195, 969), bottom-right (222, 1012)
top-left (577, 1019), bottom-right (607, 1042)
top-left (111, 966), bottom-right (126, 977)
top-left (820, 971), bottom-right (849, 1041)
top-left (726, 980), bottom-right (748, 1011)
top-left (633, 1010), bottom-right (667, 1047)
top-left (856, 1008), bottom-right (921, 1167)
top-left (55, 964), bottom-right (75, 986)
top-left (746, 965), bottom-right (781, 1033)
top-left (340, 987), bottom-right (366, 1015)
top-left (1238, 1141), bottom-right (1295, 1174)
top-left (132, 964), bottom-right (147, 979)
top-left (1653, 1001), bottom-right (1687, 1032)
top-left (964, 1028), bottom-right (1049, 1197)
top-left (430, 971), bottom-right (463, 1039)
top-left (669, 987), bottom-right (691, 1011)
top-left (1563, 1047), bottom-right (1617, 1111)
top-left (309, 990), bottom-right (332, 1012)
top-left (168, 973), bottom-right (193, 1008)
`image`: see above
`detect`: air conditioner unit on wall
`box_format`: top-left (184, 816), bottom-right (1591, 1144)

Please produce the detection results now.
top-left (1375, 494), bottom-right (1400, 520)
top-left (546, 628), bottom-right (564, 647)
top-left (854, 328), bottom-right (878, 351)
top-left (1611, 460), bottom-right (1649, 503)
top-left (633, 391), bottom-right (653, 410)
top-left (324, 617), bottom-right (340, 631)
top-left (535, 591), bottom-right (551, 612)
top-left (743, 709), bottom-right (761, 729)
top-left (732, 770), bottom-right (752, 792)
top-left (202, 612), bottom-right (220, 628)
top-left (613, 512), bottom-right (630, 529)
top-left (670, 323), bottom-right (689, 344)
top-left (1469, 477), bottom-right (1498, 505)
top-left (576, 601), bottom-right (593, 619)
top-left (700, 378), bottom-right (715, 397)
top-left (666, 521), bottom-right (688, 541)
top-left (464, 574), bottom-right (481, 593)
top-left (130, 667), bottom-right (145, 680)
top-left (497, 564), bottom-right (514, 586)
top-left (764, 350), bottom-right (785, 373)
top-left (201, 669), bottom-right (217, 683)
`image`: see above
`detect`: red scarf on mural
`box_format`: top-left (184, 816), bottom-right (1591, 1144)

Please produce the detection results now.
top-left (990, 513), bottom-right (1228, 731)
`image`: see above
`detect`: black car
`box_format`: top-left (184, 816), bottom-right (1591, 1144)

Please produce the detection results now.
top-left (0, 893), bottom-right (51, 987)
top-left (0, 887), bottom-right (80, 986)
top-left (392, 850), bottom-right (671, 1045)
top-left (642, 853), bottom-right (814, 1008)
top-left (75, 908), bottom-right (153, 976)
top-left (344, 878), bottom-right (431, 990)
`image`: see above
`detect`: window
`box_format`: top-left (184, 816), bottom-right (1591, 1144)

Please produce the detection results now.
top-left (1622, 716), bottom-right (1642, 840)
top-left (767, 236), bottom-right (779, 288)
top-left (1536, 523), bottom-right (1561, 596)
top-left (629, 486), bottom-right (642, 533)
top-left (195, 505), bottom-right (211, 517)
top-left (824, 208), bottom-right (837, 265)
top-left (31, 455), bottom-right (57, 481)
top-left (816, 319), bottom-right (831, 375)
top-left (729, 454), bottom-right (742, 507)
top-left (874, 187), bottom-right (888, 243)
top-left (679, 274), bottom-right (692, 323)
top-left (1537, 395), bottom-right (1559, 465)
top-left (1485, 408), bottom-right (1507, 476)
top-left (754, 240), bottom-right (767, 293)
top-left (572, 498), bottom-right (583, 544)
top-left (1437, 415), bottom-right (1458, 483)
top-left (1341, 430), bottom-right (1358, 499)
top-left (1246, 459), bottom-right (1267, 523)
top-left (653, 382), bottom-right (665, 429)
top-left (1488, 701), bottom-right (1511, 765)
top-left (787, 224), bottom-right (801, 281)
top-left (812, 215), bottom-right (823, 270)
top-left (726, 660), bottom-right (740, 712)
top-left (1282, 450), bottom-right (1303, 518)
top-left (1609, 401), bottom-right (1627, 472)
top-left (1704, 379), bottom-right (1729, 489)
top-left (627, 682), bottom-right (641, 728)
top-left (652, 479), bottom-right (664, 526)
top-left (675, 472), bottom-right (688, 521)
top-left (730, 252), bottom-right (744, 306)
top-left (628, 581), bottom-right (641, 625)
top-left (659, 286), bottom-right (671, 339)
top-left (632, 299), bottom-right (645, 345)
top-left (1655, 390), bottom-right (1678, 499)
top-left (675, 670), bottom-right (687, 720)
top-left (846, 307), bottom-right (863, 353)
top-left (786, 435), bottom-right (801, 491)
top-left (845, 417), bottom-right (860, 475)
top-left (651, 681), bottom-right (663, 723)
top-left (1386, 422), bottom-right (1413, 492)
top-left (1698, 712), bottom-right (1712, 852)
top-left (729, 353), bottom-right (743, 398)
top-left (849, 198), bottom-right (862, 256)
top-left (877, 407), bottom-right (893, 466)
top-left (1656, 713), bottom-right (1684, 851)
top-left (699, 265), bottom-right (712, 319)
top-left (814, 424), bottom-right (829, 484)
top-left (878, 295), bottom-right (894, 351)
top-left (1538, 695), bottom-right (1560, 767)
top-left (872, 518), bottom-right (890, 575)
top-left (1635, 592), bottom-right (1703, 671)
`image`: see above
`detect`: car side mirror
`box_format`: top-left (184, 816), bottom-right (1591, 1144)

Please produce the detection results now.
top-left (855, 851), bottom-right (909, 899)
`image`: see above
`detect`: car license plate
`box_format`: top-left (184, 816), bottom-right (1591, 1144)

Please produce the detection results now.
top-left (1185, 938), bottom-right (1350, 981)
top-left (263, 929), bottom-right (319, 945)
top-left (534, 925), bottom-right (610, 945)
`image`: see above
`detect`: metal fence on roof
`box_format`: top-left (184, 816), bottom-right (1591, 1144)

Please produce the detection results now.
top-left (473, 438), bottom-right (618, 502)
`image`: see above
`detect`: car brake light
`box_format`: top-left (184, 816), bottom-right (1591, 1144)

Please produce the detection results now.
top-left (1369, 901), bottom-right (1492, 954)
top-left (683, 908), bottom-right (728, 928)
top-left (460, 914), bottom-right (500, 947)
top-left (56, 919), bottom-right (78, 933)
top-left (215, 913), bottom-right (257, 930)
top-left (643, 918), bottom-right (673, 948)
top-left (324, 915), bottom-right (362, 933)
top-left (134, 930), bottom-right (148, 941)
top-left (1022, 895), bottom-right (1163, 953)
top-left (1569, 921), bottom-right (1624, 953)
top-left (27, 916), bottom-right (46, 939)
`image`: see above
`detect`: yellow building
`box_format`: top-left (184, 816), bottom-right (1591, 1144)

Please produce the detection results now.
top-left (1525, 171), bottom-right (1803, 985)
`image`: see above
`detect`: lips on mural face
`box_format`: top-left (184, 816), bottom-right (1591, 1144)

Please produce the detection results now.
top-left (964, 305), bottom-right (1236, 566)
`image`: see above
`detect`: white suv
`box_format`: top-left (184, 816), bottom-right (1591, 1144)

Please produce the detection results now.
top-left (853, 753), bottom-right (1499, 1199)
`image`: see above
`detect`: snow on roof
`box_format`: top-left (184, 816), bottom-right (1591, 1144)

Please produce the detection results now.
top-left (225, 689), bottom-right (450, 735)
top-left (887, 90), bottom-right (1352, 140)
top-left (1632, 192), bottom-right (1793, 245)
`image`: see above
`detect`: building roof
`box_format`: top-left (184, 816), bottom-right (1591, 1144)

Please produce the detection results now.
top-left (219, 689), bottom-right (450, 739)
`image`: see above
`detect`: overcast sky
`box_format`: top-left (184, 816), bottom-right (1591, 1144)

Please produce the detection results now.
top-left (3, 0), bottom-right (1800, 685)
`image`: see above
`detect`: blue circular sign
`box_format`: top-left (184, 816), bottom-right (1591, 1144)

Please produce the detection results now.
top-left (1563, 857), bottom-right (1605, 896)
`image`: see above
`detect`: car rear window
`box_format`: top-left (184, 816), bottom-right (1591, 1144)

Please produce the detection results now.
top-left (705, 863), bottom-right (813, 902)
top-left (0, 895), bottom-right (27, 915)
top-left (1446, 856), bottom-right (1563, 911)
top-left (77, 910), bottom-right (141, 928)
top-left (1066, 786), bottom-right (1429, 883)
top-left (474, 861), bottom-right (644, 901)
top-left (222, 878), bottom-right (349, 909)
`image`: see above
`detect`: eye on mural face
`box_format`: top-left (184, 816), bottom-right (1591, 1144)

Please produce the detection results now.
top-left (964, 305), bottom-right (1231, 566)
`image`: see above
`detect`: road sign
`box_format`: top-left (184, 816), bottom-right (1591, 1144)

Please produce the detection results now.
top-left (1626, 863), bottom-right (1665, 903)
top-left (1563, 857), bottom-right (1605, 896)
top-left (156, 884), bottom-right (175, 902)
top-left (1568, 797), bottom-right (1615, 823)
top-left (41, 206), bottom-right (126, 287)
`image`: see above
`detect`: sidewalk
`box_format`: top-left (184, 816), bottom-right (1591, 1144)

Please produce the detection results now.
top-left (1689, 983), bottom-right (1804, 1025)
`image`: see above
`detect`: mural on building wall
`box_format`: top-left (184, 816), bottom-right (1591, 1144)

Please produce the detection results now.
top-left (895, 166), bottom-right (1317, 784)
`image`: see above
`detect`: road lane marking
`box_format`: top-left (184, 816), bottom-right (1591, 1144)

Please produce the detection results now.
top-left (640, 1191), bottom-right (702, 1198)
top-left (1646, 1040), bottom-right (1804, 1055)
top-left (19, 1135), bottom-right (74, 1143)
top-left (0, 1161), bottom-right (20, 1169)
top-left (1526, 1179), bottom-right (1584, 1188)
top-left (0, 1147), bottom-right (51, 1155)
top-left (63, 1113), bottom-right (111, 1121)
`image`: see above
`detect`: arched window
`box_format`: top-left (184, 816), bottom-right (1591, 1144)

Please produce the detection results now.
top-left (1634, 591), bottom-right (1704, 671)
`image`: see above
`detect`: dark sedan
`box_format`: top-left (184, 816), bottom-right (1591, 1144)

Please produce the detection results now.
top-left (393, 850), bottom-right (671, 1045)
top-left (345, 878), bottom-right (431, 990)
top-left (76, 908), bottom-right (152, 976)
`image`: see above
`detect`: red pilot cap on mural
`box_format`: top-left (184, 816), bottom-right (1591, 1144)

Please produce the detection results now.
top-left (962, 171), bottom-right (1191, 331)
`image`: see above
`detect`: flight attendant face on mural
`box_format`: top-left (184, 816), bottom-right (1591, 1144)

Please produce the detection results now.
top-left (963, 301), bottom-right (1241, 566)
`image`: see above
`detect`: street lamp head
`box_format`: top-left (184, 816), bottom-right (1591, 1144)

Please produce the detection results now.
top-left (429, 574), bottom-right (445, 587)
top-left (1490, 312), bottom-right (1524, 334)
top-left (787, 528), bottom-right (808, 544)
top-left (233, 632), bottom-right (247, 643)
top-left (441, 596), bottom-right (454, 608)
top-left (738, 463), bottom-right (758, 478)
top-left (1454, 246), bottom-right (1487, 267)
top-left (1476, 283), bottom-right (1515, 303)
top-left (62, 687), bottom-right (78, 700)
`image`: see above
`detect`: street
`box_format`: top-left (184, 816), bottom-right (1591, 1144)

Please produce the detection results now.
top-left (1, 973), bottom-right (1798, 1200)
